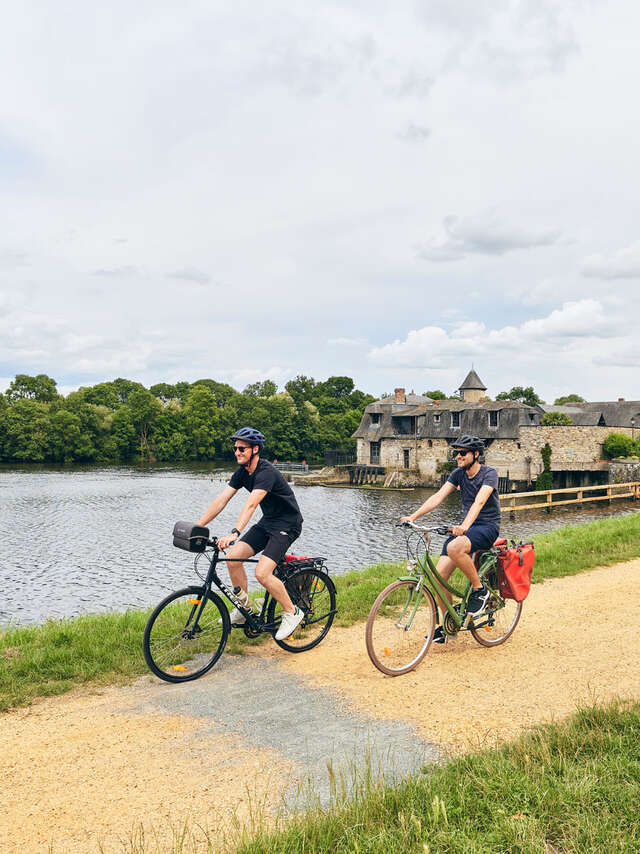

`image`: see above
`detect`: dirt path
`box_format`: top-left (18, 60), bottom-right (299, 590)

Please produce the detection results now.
top-left (2, 560), bottom-right (640, 853)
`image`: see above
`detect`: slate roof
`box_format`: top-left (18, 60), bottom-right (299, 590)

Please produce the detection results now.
top-left (459, 369), bottom-right (486, 391)
top-left (540, 402), bottom-right (640, 428)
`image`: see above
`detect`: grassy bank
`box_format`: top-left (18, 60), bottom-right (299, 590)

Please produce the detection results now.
top-left (233, 698), bottom-right (640, 854)
top-left (2, 511), bottom-right (640, 712)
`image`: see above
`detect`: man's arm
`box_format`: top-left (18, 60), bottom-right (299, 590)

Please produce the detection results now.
top-left (400, 481), bottom-right (456, 523)
top-left (217, 488), bottom-right (268, 550)
top-left (453, 484), bottom-right (494, 535)
top-left (197, 485), bottom-right (238, 527)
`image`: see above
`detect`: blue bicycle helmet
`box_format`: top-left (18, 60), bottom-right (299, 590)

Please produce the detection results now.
top-left (230, 427), bottom-right (265, 449)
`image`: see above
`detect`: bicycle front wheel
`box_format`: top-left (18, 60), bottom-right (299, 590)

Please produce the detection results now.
top-left (469, 596), bottom-right (522, 647)
top-left (365, 579), bottom-right (436, 676)
top-left (143, 586), bottom-right (230, 682)
top-left (269, 568), bottom-right (336, 652)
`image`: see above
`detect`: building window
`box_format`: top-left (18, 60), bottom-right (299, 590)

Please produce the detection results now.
top-left (370, 413), bottom-right (381, 427)
top-left (403, 449), bottom-right (410, 469)
top-left (370, 441), bottom-right (380, 465)
top-left (451, 412), bottom-right (460, 428)
top-left (433, 413), bottom-right (441, 424)
top-left (489, 411), bottom-right (499, 428)
top-left (528, 413), bottom-right (535, 422)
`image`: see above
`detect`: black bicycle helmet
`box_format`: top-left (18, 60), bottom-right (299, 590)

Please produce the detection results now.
top-left (451, 434), bottom-right (484, 453)
top-left (230, 427), bottom-right (265, 449)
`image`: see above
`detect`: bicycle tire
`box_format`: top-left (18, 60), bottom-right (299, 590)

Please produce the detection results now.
top-left (268, 568), bottom-right (336, 652)
top-left (365, 579), bottom-right (437, 676)
top-left (469, 596), bottom-right (522, 647)
top-left (143, 586), bottom-right (230, 682)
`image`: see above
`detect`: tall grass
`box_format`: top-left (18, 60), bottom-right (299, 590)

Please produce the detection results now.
top-left (2, 511), bottom-right (639, 712)
top-left (234, 699), bottom-right (640, 854)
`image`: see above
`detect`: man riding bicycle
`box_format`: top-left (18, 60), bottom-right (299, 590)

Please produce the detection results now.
top-left (197, 427), bottom-right (305, 641)
top-left (400, 434), bottom-right (500, 643)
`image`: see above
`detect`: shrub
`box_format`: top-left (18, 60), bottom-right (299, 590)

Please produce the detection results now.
top-left (602, 432), bottom-right (635, 459)
top-left (541, 412), bottom-right (573, 425)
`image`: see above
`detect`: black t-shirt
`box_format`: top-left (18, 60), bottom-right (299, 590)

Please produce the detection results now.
top-left (447, 464), bottom-right (501, 529)
top-left (228, 459), bottom-right (303, 533)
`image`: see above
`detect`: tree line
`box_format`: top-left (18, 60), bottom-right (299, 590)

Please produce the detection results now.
top-left (0, 374), bottom-right (375, 465)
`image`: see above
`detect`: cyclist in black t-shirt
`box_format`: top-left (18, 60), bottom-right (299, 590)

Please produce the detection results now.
top-left (197, 427), bottom-right (305, 641)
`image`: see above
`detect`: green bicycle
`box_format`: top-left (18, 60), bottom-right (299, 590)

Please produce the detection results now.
top-left (365, 521), bottom-right (522, 676)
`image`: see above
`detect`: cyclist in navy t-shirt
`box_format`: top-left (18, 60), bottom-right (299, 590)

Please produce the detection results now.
top-left (400, 434), bottom-right (500, 643)
top-left (197, 427), bottom-right (305, 642)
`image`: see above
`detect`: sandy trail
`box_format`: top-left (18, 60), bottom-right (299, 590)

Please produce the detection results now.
top-left (1, 560), bottom-right (639, 853)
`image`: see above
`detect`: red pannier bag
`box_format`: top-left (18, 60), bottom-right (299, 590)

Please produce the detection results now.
top-left (495, 541), bottom-right (535, 602)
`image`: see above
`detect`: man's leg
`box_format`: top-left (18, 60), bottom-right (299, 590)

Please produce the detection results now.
top-left (224, 540), bottom-right (256, 592)
top-left (254, 555), bottom-right (296, 614)
top-left (434, 554), bottom-right (457, 619)
top-left (446, 536), bottom-right (482, 589)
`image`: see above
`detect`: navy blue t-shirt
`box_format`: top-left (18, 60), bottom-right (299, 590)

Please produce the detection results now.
top-left (228, 459), bottom-right (303, 533)
top-left (447, 464), bottom-right (501, 529)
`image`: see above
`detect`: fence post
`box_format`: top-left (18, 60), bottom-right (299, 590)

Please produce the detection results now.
top-left (546, 491), bottom-right (552, 514)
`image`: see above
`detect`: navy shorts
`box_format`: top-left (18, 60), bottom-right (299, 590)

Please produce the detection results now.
top-left (441, 522), bottom-right (500, 556)
top-left (239, 522), bottom-right (302, 564)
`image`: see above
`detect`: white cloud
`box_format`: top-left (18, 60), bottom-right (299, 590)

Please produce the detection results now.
top-left (327, 337), bottom-right (368, 347)
top-left (167, 267), bottom-right (211, 286)
top-left (417, 211), bottom-right (563, 262)
top-left (581, 241), bottom-right (640, 279)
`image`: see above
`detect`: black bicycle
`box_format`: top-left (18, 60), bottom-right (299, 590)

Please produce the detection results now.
top-left (143, 523), bottom-right (337, 683)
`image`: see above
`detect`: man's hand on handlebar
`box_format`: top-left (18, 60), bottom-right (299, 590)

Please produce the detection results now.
top-left (217, 533), bottom-right (239, 551)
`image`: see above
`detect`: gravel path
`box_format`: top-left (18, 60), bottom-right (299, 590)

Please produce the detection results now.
top-left (2, 559), bottom-right (639, 854)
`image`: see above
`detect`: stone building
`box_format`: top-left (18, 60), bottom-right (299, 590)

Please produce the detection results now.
top-left (352, 371), bottom-right (640, 488)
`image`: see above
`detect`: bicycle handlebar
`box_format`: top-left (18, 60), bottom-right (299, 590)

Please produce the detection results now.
top-left (396, 521), bottom-right (453, 536)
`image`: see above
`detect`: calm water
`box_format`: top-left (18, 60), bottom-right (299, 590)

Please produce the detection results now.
top-left (1, 464), bottom-right (637, 625)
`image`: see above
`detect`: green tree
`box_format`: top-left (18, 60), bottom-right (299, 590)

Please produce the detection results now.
top-left (111, 407), bottom-right (137, 461)
top-left (243, 380), bottom-right (278, 398)
top-left (541, 412), bottom-right (573, 426)
top-left (424, 390), bottom-right (447, 400)
top-left (111, 377), bottom-right (146, 404)
top-left (314, 376), bottom-right (354, 400)
top-left (285, 375), bottom-right (317, 402)
top-left (554, 394), bottom-right (586, 405)
top-left (496, 386), bottom-right (544, 407)
top-left (150, 382), bottom-right (178, 403)
top-left (49, 410), bottom-right (96, 462)
top-left (127, 389), bottom-right (163, 460)
top-left (535, 442), bottom-right (553, 490)
top-left (3, 400), bottom-right (52, 461)
top-left (75, 382), bottom-right (121, 409)
top-left (192, 379), bottom-right (239, 408)
top-left (6, 373), bottom-right (59, 403)
top-left (183, 385), bottom-right (220, 459)
top-left (603, 433), bottom-right (635, 459)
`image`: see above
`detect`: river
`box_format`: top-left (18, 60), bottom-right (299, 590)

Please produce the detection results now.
top-left (1, 463), bottom-right (637, 625)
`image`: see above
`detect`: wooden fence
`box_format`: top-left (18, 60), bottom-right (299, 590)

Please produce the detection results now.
top-left (500, 481), bottom-right (640, 514)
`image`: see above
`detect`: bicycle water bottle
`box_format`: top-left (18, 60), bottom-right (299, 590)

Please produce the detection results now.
top-left (233, 586), bottom-right (252, 612)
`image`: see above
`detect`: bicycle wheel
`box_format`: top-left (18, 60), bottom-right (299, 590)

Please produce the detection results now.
top-left (143, 586), bottom-right (230, 682)
top-left (268, 568), bottom-right (336, 652)
top-left (365, 579), bottom-right (437, 676)
top-left (469, 595), bottom-right (522, 647)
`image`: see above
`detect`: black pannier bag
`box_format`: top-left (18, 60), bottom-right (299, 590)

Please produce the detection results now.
top-left (173, 521), bottom-right (210, 552)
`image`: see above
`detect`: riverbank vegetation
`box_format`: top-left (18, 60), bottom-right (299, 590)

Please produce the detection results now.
top-left (0, 373), bottom-right (374, 464)
top-left (233, 698), bottom-right (639, 854)
top-left (2, 511), bottom-right (639, 713)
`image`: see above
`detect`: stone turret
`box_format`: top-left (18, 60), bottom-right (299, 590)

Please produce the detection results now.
top-left (459, 369), bottom-right (487, 403)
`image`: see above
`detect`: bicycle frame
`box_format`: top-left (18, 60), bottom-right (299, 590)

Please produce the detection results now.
top-left (399, 546), bottom-right (501, 630)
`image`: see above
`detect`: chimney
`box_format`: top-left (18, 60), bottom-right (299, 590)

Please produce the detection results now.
top-left (618, 397), bottom-right (625, 402)
top-left (394, 387), bottom-right (406, 404)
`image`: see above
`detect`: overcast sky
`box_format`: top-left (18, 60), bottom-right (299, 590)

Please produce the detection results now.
top-left (1, 1), bottom-right (639, 402)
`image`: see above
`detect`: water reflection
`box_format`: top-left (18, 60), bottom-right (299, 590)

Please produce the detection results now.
top-left (1, 464), bottom-right (637, 625)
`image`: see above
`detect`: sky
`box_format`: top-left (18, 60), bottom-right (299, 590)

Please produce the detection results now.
top-left (1, 0), bottom-right (639, 403)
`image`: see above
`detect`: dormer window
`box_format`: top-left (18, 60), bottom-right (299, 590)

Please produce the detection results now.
top-left (370, 413), bottom-right (381, 426)
top-left (451, 412), bottom-right (460, 428)
top-left (433, 413), bottom-right (441, 424)
top-left (488, 411), bottom-right (499, 428)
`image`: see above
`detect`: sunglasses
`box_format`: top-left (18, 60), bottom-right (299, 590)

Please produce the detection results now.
top-left (454, 450), bottom-right (470, 457)
top-left (234, 445), bottom-right (251, 453)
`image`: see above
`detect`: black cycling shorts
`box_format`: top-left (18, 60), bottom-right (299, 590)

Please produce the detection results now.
top-left (239, 522), bottom-right (302, 564)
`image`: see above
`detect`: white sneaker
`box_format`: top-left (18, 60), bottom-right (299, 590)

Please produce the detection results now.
top-left (229, 607), bottom-right (247, 626)
top-left (275, 606), bottom-right (305, 641)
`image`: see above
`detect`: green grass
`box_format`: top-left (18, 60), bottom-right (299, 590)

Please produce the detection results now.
top-left (2, 510), bottom-right (640, 712)
top-left (232, 698), bottom-right (640, 854)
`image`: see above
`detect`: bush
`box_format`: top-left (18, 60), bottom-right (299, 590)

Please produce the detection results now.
top-left (535, 471), bottom-right (553, 491)
top-left (541, 412), bottom-right (573, 425)
top-left (603, 432), bottom-right (635, 459)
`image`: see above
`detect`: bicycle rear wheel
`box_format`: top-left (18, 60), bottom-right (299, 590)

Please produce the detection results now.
top-left (143, 586), bottom-right (230, 682)
top-left (269, 568), bottom-right (336, 652)
top-left (469, 595), bottom-right (522, 647)
top-left (365, 579), bottom-right (436, 676)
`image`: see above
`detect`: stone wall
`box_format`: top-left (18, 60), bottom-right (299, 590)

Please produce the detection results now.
top-left (359, 426), bottom-right (637, 487)
top-left (609, 459), bottom-right (640, 483)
